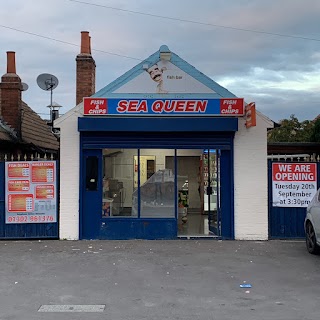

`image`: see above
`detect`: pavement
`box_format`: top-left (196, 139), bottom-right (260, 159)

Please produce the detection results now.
top-left (0, 239), bottom-right (320, 320)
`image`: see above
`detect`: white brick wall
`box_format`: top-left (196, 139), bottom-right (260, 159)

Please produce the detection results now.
top-left (56, 110), bottom-right (80, 240)
top-left (233, 114), bottom-right (270, 240)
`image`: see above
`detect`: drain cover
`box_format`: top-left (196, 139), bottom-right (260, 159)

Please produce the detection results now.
top-left (38, 305), bottom-right (105, 312)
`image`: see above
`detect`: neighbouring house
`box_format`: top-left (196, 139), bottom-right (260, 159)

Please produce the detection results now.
top-left (0, 52), bottom-right (59, 159)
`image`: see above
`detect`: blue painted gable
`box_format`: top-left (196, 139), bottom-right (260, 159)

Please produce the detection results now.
top-left (93, 45), bottom-right (237, 99)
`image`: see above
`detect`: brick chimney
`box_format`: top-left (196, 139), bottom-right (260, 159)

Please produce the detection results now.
top-left (0, 51), bottom-right (22, 136)
top-left (76, 31), bottom-right (96, 105)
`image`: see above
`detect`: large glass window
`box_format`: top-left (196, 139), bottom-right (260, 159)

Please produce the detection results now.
top-left (102, 149), bottom-right (138, 218)
top-left (139, 149), bottom-right (175, 218)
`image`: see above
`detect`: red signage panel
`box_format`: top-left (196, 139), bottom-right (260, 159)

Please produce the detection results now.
top-left (272, 163), bottom-right (317, 182)
top-left (83, 98), bottom-right (107, 115)
top-left (220, 98), bottom-right (244, 116)
top-left (245, 102), bottom-right (257, 128)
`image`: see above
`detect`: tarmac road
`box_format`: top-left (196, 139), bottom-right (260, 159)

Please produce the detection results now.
top-left (0, 239), bottom-right (319, 320)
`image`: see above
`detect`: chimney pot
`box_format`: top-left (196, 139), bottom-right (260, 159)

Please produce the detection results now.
top-left (81, 31), bottom-right (90, 54)
top-left (7, 51), bottom-right (16, 74)
top-left (76, 31), bottom-right (96, 105)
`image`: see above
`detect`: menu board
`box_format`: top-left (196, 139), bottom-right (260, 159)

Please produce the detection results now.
top-left (5, 161), bottom-right (57, 224)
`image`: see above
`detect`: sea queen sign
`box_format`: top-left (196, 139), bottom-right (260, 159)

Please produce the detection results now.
top-left (272, 163), bottom-right (317, 207)
top-left (83, 98), bottom-right (244, 116)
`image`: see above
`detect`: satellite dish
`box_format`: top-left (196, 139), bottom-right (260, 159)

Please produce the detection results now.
top-left (37, 73), bottom-right (60, 124)
top-left (37, 73), bottom-right (59, 91)
top-left (21, 82), bottom-right (29, 91)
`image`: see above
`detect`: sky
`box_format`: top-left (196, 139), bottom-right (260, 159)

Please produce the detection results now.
top-left (0, 0), bottom-right (320, 122)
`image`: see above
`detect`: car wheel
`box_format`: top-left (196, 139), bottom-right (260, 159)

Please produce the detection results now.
top-left (306, 221), bottom-right (320, 255)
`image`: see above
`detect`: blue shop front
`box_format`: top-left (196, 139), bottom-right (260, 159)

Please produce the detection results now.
top-left (77, 46), bottom-right (247, 240)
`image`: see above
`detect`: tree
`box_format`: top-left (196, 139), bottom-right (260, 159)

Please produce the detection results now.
top-left (268, 114), bottom-right (315, 142)
top-left (310, 118), bottom-right (320, 142)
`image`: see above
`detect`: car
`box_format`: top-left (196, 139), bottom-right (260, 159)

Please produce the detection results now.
top-left (305, 188), bottom-right (320, 254)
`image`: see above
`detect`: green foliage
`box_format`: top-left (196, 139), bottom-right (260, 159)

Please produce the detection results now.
top-left (310, 118), bottom-right (320, 142)
top-left (268, 114), bottom-right (318, 142)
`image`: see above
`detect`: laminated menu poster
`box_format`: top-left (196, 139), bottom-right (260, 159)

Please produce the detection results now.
top-left (5, 161), bottom-right (57, 224)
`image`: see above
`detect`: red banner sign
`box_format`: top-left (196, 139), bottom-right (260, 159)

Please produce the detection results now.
top-left (219, 98), bottom-right (244, 115)
top-left (245, 102), bottom-right (257, 128)
top-left (83, 98), bottom-right (107, 115)
top-left (272, 163), bottom-right (317, 182)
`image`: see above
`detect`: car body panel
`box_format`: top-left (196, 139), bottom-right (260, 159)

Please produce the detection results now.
top-left (305, 188), bottom-right (320, 246)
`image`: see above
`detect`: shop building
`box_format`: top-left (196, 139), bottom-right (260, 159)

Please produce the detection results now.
top-left (55, 32), bottom-right (273, 240)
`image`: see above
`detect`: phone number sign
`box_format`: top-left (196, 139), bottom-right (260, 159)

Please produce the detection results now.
top-left (272, 163), bottom-right (317, 207)
top-left (5, 161), bottom-right (57, 224)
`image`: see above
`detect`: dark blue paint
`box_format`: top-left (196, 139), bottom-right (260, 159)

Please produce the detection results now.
top-left (99, 219), bottom-right (177, 240)
top-left (78, 117), bottom-right (238, 132)
top-left (220, 149), bottom-right (234, 239)
top-left (81, 132), bottom-right (234, 151)
top-left (0, 162), bottom-right (6, 237)
top-left (0, 161), bottom-right (59, 240)
top-left (80, 149), bottom-right (103, 240)
top-left (79, 117), bottom-right (236, 240)
top-left (268, 160), bottom-right (320, 239)
top-left (216, 150), bottom-right (221, 235)
top-left (174, 149), bottom-right (178, 220)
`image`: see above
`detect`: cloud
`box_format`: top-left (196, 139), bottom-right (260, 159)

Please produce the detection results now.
top-left (0, 0), bottom-right (320, 122)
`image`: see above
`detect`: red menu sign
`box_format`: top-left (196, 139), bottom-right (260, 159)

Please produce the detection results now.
top-left (8, 180), bottom-right (30, 192)
top-left (7, 163), bottom-right (30, 178)
top-left (31, 162), bottom-right (54, 183)
top-left (8, 194), bottom-right (34, 212)
top-left (35, 185), bottom-right (54, 199)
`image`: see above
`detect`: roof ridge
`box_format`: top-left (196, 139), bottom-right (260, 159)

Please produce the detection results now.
top-left (0, 118), bottom-right (18, 139)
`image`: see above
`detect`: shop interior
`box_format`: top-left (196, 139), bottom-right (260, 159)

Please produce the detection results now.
top-left (102, 148), bottom-right (220, 237)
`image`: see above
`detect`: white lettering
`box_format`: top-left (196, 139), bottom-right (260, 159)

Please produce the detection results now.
top-left (88, 109), bottom-right (106, 114)
top-left (221, 108), bottom-right (239, 114)
top-left (90, 99), bottom-right (105, 105)
top-left (223, 99), bottom-right (238, 105)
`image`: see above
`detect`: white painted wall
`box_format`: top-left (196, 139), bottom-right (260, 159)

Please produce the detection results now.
top-left (55, 108), bottom-right (81, 240)
top-left (233, 114), bottom-right (271, 240)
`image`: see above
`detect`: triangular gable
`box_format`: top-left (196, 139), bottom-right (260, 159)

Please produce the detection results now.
top-left (93, 45), bottom-right (237, 98)
top-left (55, 45), bottom-right (249, 126)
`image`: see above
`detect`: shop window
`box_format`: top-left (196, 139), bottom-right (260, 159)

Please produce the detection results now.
top-left (101, 149), bottom-right (176, 219)
top-left (139, 149), bottom-right (175, 218)
top-left (102, 149), bottom-right (138, 218)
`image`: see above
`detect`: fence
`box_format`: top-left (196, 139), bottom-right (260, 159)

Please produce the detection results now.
top-left (268, 154), bottom-right (320, 239)
top-left (0, 153), bottom-right (59, 239)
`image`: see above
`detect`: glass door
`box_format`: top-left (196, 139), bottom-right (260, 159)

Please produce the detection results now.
top-left (202, 149), bottom-right (220, 236)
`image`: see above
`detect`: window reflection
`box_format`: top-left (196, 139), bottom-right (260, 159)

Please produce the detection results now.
top-left (102, 149), bottom-right (137, 218)
top-left (139, 149), bottom-right (175, 218)
top-left (102, 149), bottom-right (176, 219)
